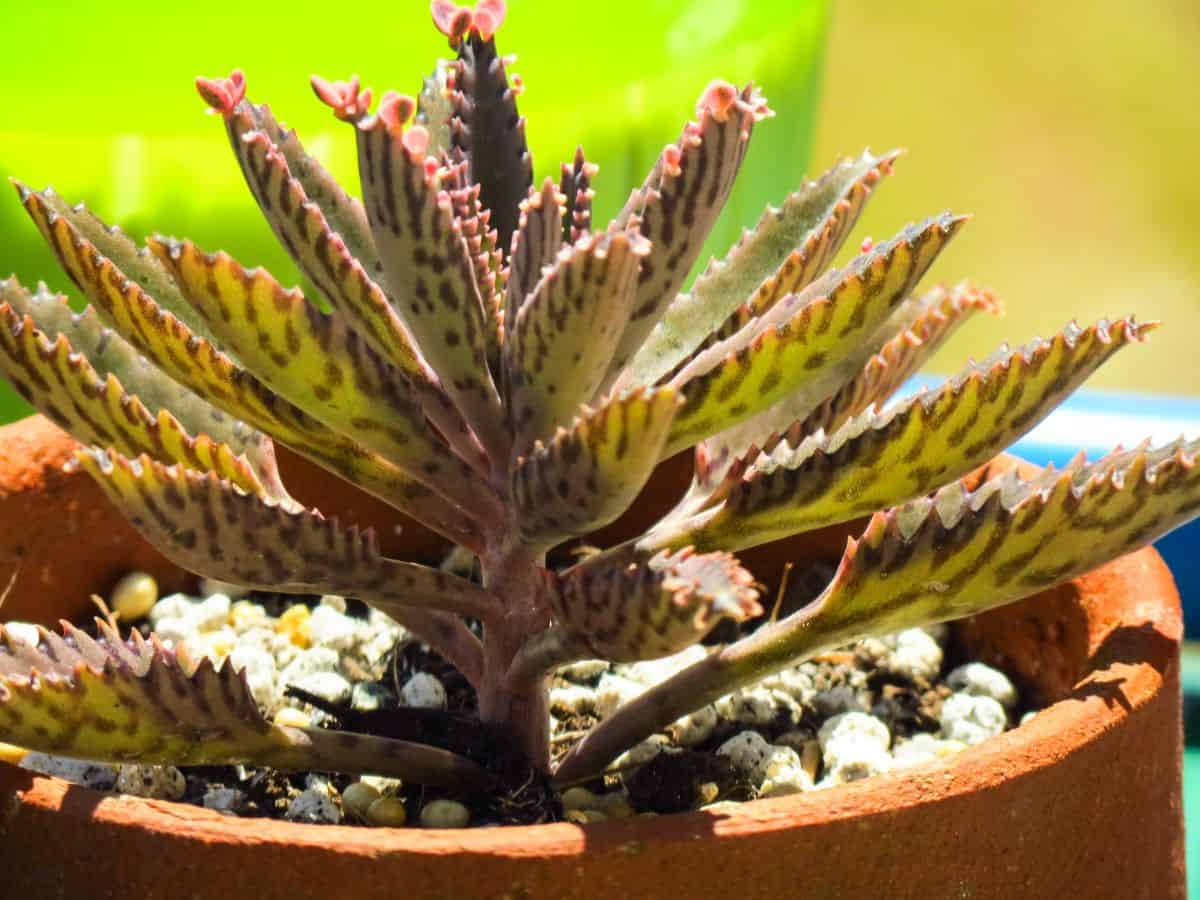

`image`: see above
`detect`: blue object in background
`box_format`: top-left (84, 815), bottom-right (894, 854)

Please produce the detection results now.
top-left (905, 377), bottom-right (1200, 637)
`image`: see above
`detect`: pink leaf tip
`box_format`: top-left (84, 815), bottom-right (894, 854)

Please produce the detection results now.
top-left (430, 0), bottom-right (506, 48)
top-left (310, 74), bottom-right (373, 122)
top-left (378, 91), bottom-right (418, 133)
top-left (195, 70), bottom-right (245, 116)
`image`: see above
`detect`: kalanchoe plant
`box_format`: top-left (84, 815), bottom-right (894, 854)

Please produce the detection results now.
top-left (1, 0), bottom-right (1199, 799)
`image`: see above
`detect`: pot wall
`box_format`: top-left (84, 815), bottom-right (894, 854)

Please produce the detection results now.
top-left (0, 414), bottom-right (1187, 899)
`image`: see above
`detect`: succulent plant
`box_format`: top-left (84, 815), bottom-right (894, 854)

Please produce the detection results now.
top-left (1, 0), bottom-right (1199, 798)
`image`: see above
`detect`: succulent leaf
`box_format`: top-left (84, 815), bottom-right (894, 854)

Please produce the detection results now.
top-left (504, 177), bottom-right (565, 334)
top-left (662, 215), bottom-right (967, 456)
top-left (49, 233), bottom-right (480, 545)
top-left (554, 547), bottom-right (760, 663)
top-left (513, 387), bottom-right (682, 547)
top-left (654, 318), bottom-right (1151, 552)
top-left (356, 115), bottom-right (505, 455)
top-left (506, 230), bottom-right (650, 449)
top-left (74, 448), bottom-right (500, 623)
top-left (226, 98), bottom-right (379, 270)
top-left (448, 30), bottom-right (533, 255)
top-left (0, 278), bottom-right (282, 492)
top-left (150, 238), bottom-right (500, 515)
top-left (0, 621), bottom-right (487, 785)
top-left (0, 306), bottom-right (265, 495)
top-left (626, 150), bottom-right (898, 389)
top-left (560, 147), bottom-right (597, 245)
top-left (603, 83), bottom-right (772, 385)
top-left (15, 184), bottom-right (222, 348)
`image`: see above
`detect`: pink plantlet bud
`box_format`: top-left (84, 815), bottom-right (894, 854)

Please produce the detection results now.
top-left (310, 74), bottom-right (373, 122)
top-left (860, 236), bottom-right (874, 253)
top-left (473, 0), bottom-right (507, 41)
top-left (662, 144), bottom-right (683, 177)
top-left (697, 80), bottom-right (739, 123)
top-left (509, 74), bottom-right (525, 97)
top-left (378, 91), bottom-right (418, 133)
top-left (402, 125), bottom-right (431, 158)
top-left (431, 0), bottom-right (474, 47)
top-left (195, 69), bottom-right (246, 116)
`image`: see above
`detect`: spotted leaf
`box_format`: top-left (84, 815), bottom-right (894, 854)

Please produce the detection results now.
top-left (653, 318), bottom-right (1151, 552)
top-left (74, 448), bottom-right (500, 624)
top-left (513, 387), bottom-right (682, 548)
top-left (504, 177), bottom-right (565, 335)
top-left (506, 230), bottom-right (650, 450)
top-left (356, 115), bottom-right (505, 455)
top-left (554, 547), bottom-right (760, 663)
top-left (0, 306), bottom-right (265, 495)
top-left (150, 239), bottom-right (500, 517)
top-left (0, 621), bottom-right (487, 785)
top-left (448, 29), bottom-right (533, 256)
top-left (625, 150), bottom-right (898, 389)
top-left (0, 278), bottom-right (282, 492)
top-left (662, 215), bottom-right (967, 457)
top-left (602, 83), bottom-right (772, 386)
top-left (560, 146), bottom-right (597, 245)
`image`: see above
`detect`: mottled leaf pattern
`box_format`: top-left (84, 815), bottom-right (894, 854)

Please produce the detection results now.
top-left (0, 307), bottom-right (264, 495)
top-left (513, 387), bottom-right (682, 547)
top-left (507, 231), bottom-right (649, 449)
top-left (663, 215), bottom-right (967, 456)
top-left (656, 318), bottom-right (1150, 551)
top-left (15, 184), bottom-right (220, 346)
top-left (449, 32), bottom-right (533, 256)
top-left (504, 177), bottom-right (565, 335)
top-left (554, 547), bottom-right (760, 662)
top-left (0, 278), bottom-right (281, 491)
top-left (75, 448), bottom-right (499, 623)
top-left (150, 239), bottom-right (499, 515)
top-left (0, 621), bottom-right (488, 785)
top-left (356, 116), bottom-right (505, 454)
top-left (603, 84), bottom-right (771, 384)
top-left (626, 150), bottom-right (897, 389)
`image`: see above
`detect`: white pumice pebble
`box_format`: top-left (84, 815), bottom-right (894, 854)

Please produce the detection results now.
top-left (716, 731), bottom-right (774, 782)
top-left (280, 647), bottom-right (341, 685)
top-left (559, 659), bottom-right (609, 682)
top-left (115, 764), bottom-right (186, 800)
top-left (669, 704), bottom-right (718, 747)
top-left (20, 753), bottom-right (117, 790)
top-left (818, 712), bottom-right (893, 786)
top-left (714, 688), bottom-right (777, 726)
top-left (286, 785), bottom-right (342, 824)
top-left (400, 672), bottom-right (447, 709)
top-left (758, 744), bottom-right (814, 796)
top-left (1019, 710), bottom-right (1037, 726)
top-left (594, 673), bottom-right (645, 718)
top-left (945, 662), bottom-right (1018, 710)
top-left (319, 594), bottom-right (347, 613)
top-left (613, 734), bottom-right (671, 771)
top-left (189, 593), bottom-right (232, 631)
top-left (420, 798), bottom-right (470, 828)
top-left (292, 671), bottom-right (352, 706)
top-left (148, 593), bottom-right (194, 628)
top-left (351, 681), bottom-right (393, 712)
top-left (229, 601), bottom-right (270, 633)
top-left (228, 645), bottom-right (279, 712)
top-left (2, 621), bottom-right (41, 647)
top-left (890, 733), bottom-right (966, 769)
top-left (202, 786), bottom-right (244, 814)
top-left (109, 572), bottom-right (158, 621)
top-left (341, 781), bottom-right (381, 821)
top-left (940, 693), bottom-right (1007, 745)
top-left (151, 617), bottom-right (196, 647)
top-left (366, 796), bottom-right (409, 826)
top-left (308, 605), bottom-right (362, 652)
top-left (886, 628), bottom-right (943, 682)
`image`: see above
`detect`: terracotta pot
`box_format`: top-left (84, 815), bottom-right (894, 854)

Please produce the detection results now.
top-left (0, 414), bottom-right (1186, 899)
